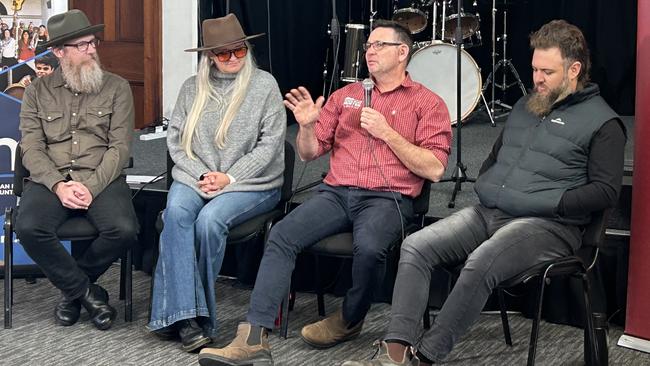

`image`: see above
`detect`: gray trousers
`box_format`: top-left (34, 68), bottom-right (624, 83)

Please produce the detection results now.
top-left (385, 205), bottom-right (582, 362)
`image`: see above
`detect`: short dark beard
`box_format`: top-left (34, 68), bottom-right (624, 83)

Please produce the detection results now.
top-left (60, 53), bottom-right (104, 94)
top-left (525, 77), bottom-right (572, 118)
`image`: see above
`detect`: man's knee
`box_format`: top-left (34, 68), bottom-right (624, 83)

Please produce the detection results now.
top-left (355, 242), bottom-right (388, 266)
top-left (399, 233), bottom-right (431, 264)
top-left (102, 216), bottom-right (138, 246)
top-left (265, 219), bottom-right (304, 259)
top-left (14, 213), bottom-right (56, 246)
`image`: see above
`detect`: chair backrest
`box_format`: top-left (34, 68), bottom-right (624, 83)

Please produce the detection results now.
top-left (581, 208), bottom-right (611, 249)
top-left (280, 141), bottom-right (295, 204)
top-left (12, 145), bottom-right (28, 197)
top-left (165, 140), bottom-right (295, 204)
top-left (413, 180), bottom-right (431, 217)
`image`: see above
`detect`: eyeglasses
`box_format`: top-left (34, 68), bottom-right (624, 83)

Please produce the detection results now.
top-left (63, 38), bottom-right (100, 52)
top-left (211, 46), bottom-right (248, 62)
top-left (362, 41), bottom-right (403, 51)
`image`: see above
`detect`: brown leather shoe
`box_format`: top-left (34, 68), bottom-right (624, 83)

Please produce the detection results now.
top-left (300, 309), bottom-right (363, 349)
top-left (198, 322), bottom-right (272, 366)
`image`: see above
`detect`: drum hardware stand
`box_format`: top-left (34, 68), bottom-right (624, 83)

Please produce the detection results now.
top-left (322, 48), bottom-right (329, 97)
top-left (324, 0), bottom-right (341, 97)
top-left (483, 0), bottom-right (526, 119)
top-left (439, 0), bottom-right (475, 208)
top-left (369, 0), bottom-right (377, 30)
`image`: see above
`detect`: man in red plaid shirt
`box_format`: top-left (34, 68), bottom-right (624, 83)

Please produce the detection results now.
top-left (199, 20), bottom-right (452, 366)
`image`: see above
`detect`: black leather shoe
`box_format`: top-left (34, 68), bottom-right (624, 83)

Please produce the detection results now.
top-left (54, 296), bottom-right (81, 326)
top-left (79, 284), bottom-right (117, 330)
top-left (178, 319), bottom-right (211, 352)
top-left (152, 325), bottom-right (178, 341)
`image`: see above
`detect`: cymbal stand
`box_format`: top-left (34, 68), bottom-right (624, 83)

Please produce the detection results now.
top-left (483, 0), bottom-right (527, 119)
top-left (438, 0), bottom-right (475, 208)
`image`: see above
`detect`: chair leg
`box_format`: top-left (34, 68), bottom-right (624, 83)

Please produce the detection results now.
top-left (124, 248), bottom-right (133, 322)
top-left (313, 255), bottom-right (325, 317)
top-left (581, 272), bottom-right (599, 366)
top-left (498, 288), bottom-right (513, 346)
top-left (4, 212), bottom-right (13, 329)
top-left (119, 255), bottom-right (126, 301)
top-left (527, 275), bottom-right (548, 366)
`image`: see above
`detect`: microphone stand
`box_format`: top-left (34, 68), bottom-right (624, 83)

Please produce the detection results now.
top-left (439, 0), bottom-right (475, 208)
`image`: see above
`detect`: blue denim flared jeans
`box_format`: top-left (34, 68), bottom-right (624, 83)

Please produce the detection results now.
top-left (148, 182), bottom-right (280, 337)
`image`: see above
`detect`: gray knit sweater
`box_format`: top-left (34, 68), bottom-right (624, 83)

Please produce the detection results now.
top-left (167, 67), bottom-right (286, 199)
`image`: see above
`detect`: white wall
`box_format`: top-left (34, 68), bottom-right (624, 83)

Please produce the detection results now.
top-left (162, 0), bottom-right (198, 120)
top-left (49, 0), bottom-right (67, 19)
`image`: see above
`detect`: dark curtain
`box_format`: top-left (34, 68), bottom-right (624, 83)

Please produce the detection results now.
top-left (199, 0), bottom-right (636, 115)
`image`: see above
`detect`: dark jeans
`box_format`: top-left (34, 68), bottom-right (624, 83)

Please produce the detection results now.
top-left (15, 178), bottom-right (138, 300)
top-left (385, 205), bottom-right (582, 362)
top-left (246, 184), bottom-right (414, 329)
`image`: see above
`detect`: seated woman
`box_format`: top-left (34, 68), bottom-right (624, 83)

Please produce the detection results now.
top-left (147, 14), bottom-right (286, 352)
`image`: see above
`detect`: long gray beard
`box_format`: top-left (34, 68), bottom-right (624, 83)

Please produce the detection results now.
top-left (526, 79), bottom-right (572, 118)
top-left (61, 54), bottom-right (104, 94)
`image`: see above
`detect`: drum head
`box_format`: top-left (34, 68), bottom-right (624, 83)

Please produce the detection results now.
top-left (444, 13), bottom-right (480, 40)
top-left (392, 8), bottom-right (428, 34)
top-left (407, 43), bottom-right (482, 124)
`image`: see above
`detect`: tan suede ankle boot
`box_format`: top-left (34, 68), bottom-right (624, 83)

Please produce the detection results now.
top-left (198, 322), bottom-right (272, 366)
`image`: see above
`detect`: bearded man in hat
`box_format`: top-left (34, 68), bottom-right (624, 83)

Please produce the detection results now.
top-left (16, 9), bottom-right (137, 331)
top-left (146, 13), bottom-right (286, 352)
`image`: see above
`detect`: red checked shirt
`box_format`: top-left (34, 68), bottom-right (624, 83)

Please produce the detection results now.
top-left (313, 75), bottom-right (452, 197)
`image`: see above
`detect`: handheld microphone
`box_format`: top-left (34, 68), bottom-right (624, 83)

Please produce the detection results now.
top-left (362, 78), bottom-right (373, 108)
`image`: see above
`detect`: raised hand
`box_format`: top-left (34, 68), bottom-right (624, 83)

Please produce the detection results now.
top-left (283, 87), bottom-right (325, 127)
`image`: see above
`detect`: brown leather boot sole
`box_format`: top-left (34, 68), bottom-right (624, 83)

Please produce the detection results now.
top-left (300, 329), bottom-right (362, 349)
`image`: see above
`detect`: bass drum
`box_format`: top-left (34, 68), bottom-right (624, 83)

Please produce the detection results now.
top-left (407, 43), bottom-right (482, 124)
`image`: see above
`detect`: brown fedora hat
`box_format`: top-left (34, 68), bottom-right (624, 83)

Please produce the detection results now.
top-left (185, 14), bottom-right (264, 52)
top-left (40, 9), bottom-right (104, 49)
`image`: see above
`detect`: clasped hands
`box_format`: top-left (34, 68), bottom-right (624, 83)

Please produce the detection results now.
top-left (55, 181), bottom-right (93, 210)
top-left (197, 171), bottom-right (230, 194)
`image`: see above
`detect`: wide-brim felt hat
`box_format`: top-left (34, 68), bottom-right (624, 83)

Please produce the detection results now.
top-left (40, 9), bottom-right (104, 49)
top-left (185, 13), bottom-right (264, 52)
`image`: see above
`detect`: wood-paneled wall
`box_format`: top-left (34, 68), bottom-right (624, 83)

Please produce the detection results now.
top-left (69, 0), bottom-right (161, 129)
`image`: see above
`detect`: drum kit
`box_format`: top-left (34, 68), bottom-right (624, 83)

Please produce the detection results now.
top-left (333, 0), bottom-right (526, 125)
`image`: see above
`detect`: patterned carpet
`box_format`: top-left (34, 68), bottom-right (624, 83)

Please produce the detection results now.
top-left (1, 265), bottom-right (648, 366)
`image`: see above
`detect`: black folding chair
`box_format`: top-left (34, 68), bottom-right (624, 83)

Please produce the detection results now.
top-left (4, 146), bottom-right (135, 329)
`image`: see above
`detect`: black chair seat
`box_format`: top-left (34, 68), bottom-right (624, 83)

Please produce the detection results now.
top-left (308, 233), bottom-right (354, 257)
top-left (498, 256), bottom-right (586, 288)
top-left (228, 209), bottom-right (284, 243)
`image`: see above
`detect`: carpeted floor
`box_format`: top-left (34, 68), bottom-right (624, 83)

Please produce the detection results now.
top-left (1, 264), bottom-right (648, 366)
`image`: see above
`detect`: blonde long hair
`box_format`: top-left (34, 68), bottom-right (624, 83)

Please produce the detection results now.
top-left (181, 45), bottom-right (254, 158)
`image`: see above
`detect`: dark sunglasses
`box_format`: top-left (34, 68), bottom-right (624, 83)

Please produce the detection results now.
top-left (211, 46), bottom-right (248, 62)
